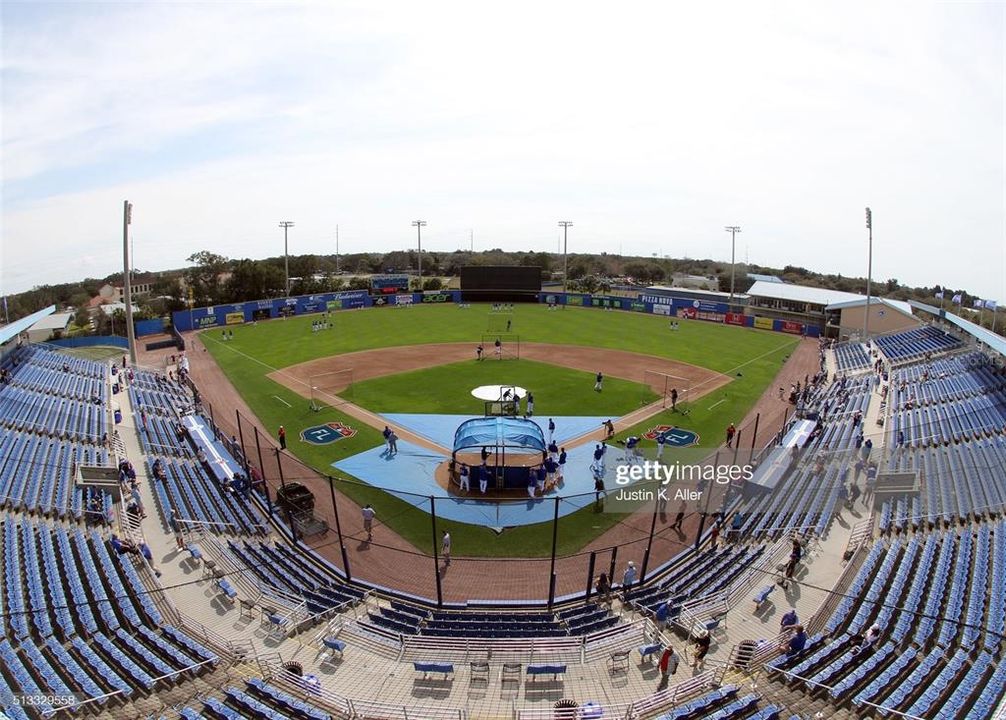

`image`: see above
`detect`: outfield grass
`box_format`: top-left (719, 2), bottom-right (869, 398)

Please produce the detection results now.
top-left (202, 303), bottom-right (799, 557)
top-left (349, 359), bottom-right (655, 415)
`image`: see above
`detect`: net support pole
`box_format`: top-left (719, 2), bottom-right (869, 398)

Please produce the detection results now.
top-left (430, 496), bottom-right (443, 607)
top-left (608, 546), bottom-right (618, 588)
top-left (640, 483), bottom-right (659, 584)
top-left (694, 451), bottom-right (720, 551)
top-left (585, 551), bottom-right (597, 601)
top-left (253, 424), bottom-right (273, 520)
top-left (328, 476), bottom-right (351, 580)
top-left (236, 409), bottom-right (249, 476)
top-left (275, 447), bottom-right (298, 544)
top-left (749, 413), bottom-right (760, 465)
top-left (547, 496), bottom-right (560, 609)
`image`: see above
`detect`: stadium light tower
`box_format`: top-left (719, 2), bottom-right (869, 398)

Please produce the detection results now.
top-left (724, 226), bottom-right (741, 302)
top-left (864, 208), bottom-right (873, 340)
top-left (412, 220), bottom-right (427, 286)
top-left (558, 221), bottom-right (573, 294)
top-left (279, 221), bottom-right (295, 296)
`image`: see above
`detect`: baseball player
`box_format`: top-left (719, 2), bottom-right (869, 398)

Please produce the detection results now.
top-left (548, 418), bottom-right (556, 444)
top-left (459, 464), bottom-right (470, 492)
top-left (594, 371), bottom-right (604, 392)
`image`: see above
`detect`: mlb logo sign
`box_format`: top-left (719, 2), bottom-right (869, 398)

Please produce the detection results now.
top-left (643, 425), bottom-right (699, 448)
top-left (301, 422), bottom-right (357, 445)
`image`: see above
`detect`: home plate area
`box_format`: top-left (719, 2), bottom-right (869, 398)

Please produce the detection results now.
top-left (332, 414), bottom-right (618, 528)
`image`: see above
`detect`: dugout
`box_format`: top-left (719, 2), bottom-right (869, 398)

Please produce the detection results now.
top-left (452, 417), bottom-right (546, 491)
top-left (460, 265), bottom-right (541, 303)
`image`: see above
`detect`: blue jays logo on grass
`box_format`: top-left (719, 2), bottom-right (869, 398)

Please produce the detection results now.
top-left (301, 422), bottom-right (357, 445)
top-left (643, 425), bottom-right (699, 447)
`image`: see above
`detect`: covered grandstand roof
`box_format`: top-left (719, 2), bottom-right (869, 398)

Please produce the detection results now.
top-left (824, 296), bottom-right (915, 317)
top-left (0, 305), bottom-right (56, 345)
top-left (453, 417), bottom-right (546, 454)
top-left (746, 273), bottom-right (784, 283)
top-left (910, 300), bottom-right (1006, 359)
top-left (747, 280), bottom-right (865, 306)
top-left (29, 312), bottom-right (74, 332)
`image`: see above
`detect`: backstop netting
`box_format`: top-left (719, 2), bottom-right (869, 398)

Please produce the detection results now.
top-left (643, 369), bottom-right (689, 411)
top-left (308, 368), bottom-right (354, 410)
top-left (481, 333), bottom-right (520, 360)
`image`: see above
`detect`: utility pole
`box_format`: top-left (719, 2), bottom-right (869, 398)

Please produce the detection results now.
top-left (279, 221), bottom-right (295, 296)
top-left (470, 228), bottom-right (474, 252)
top-left (864, 208), bottom-right (873, 340)
top-left (122, 201), bottom-right (137, 364)
top-left (724, 226), bottom-right (741, 302)
top-left (412, 220), bottom-right (426, 287)
top-left (335, 225), bottom-right (340, 275)
top-left (558, 221), bottom-right (573, 294)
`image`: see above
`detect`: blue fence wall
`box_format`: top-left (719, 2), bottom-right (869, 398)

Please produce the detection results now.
top-left (47, 335), bottom-right (129, 349)
top-left (135, 318), bottom-right (165, 337)
top-left (171, 287), bottom-right (818, 339)
top-left (171, 290), bottom-right (463, 331)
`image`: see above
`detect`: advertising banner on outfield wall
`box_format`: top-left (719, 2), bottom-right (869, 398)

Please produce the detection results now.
top-left (225, 312), bottom-right (244, 325)
top-left (779, 320), bottom-right (805, 334)
top-left (173, 290), bottom-right (371, 331)
top-left (753, 316), bottom-right (774, 330)
top-left (725, 312), bottom-right (747, 326)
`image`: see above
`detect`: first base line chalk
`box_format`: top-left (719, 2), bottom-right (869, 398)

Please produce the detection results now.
top-left (707, 398), bottom-right (726, 411)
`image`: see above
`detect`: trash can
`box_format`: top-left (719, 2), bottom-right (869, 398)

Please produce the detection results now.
top-left (554, 699), bottom-right (578, 720)
top-left (114, 409), bottom-right (122, 424)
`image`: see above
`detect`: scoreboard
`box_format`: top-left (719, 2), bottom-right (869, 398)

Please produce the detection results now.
top-left (371, 274), bottom-right (410, 295)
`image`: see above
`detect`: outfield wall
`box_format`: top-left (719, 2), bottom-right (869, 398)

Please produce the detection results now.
top-left (171, 290), bottom-right (463, 331)
top-left (171, 286), bottom-right (818, 338)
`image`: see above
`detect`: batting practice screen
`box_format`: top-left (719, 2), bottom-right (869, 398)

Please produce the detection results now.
top-left (460, 266), bottom-right (541, 303)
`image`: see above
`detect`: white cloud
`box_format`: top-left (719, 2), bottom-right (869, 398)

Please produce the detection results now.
top-left (2, 0), bottom-right (1003, 299)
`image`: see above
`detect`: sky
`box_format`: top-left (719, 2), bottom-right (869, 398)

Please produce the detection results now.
top-left (2, 1), bottom-right (1004, 299)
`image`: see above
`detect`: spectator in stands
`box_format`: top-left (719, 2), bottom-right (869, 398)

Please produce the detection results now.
top-left (852, 624), bottom-right (882, 654)
top-left (595, 573), bottom-right (611, 604)
top-left (139, 542), bottom-right (161, 577)
top-left (622, 561), bottom-right (637, 600)
top-left (780, 625), bottom-right (807, 656)
top-left (657, 646), bottom-right (679, 689)
top-left (780, 608), bottom-right (799, 631)
top-left (709, 522), bottom-right (720, 550)
top-left (691, 628), bottom-right (711, 668)
top-left (864, 464), bottom-right (878, 504)
top-left (170, 509), bottom-right (185, 550)
top-left (848, 482), bottom-right (861, 507)
top-left (654, 599), bottom-right (671, 629)
top-left (110, 534), bottom-right (139, 556)
top-left (130, 482), bottom-right (146, 518)
top-left (729, 511), bottom-right (744, 542)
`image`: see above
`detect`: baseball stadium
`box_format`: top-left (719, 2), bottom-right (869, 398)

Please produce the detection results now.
top-left (2, 270), bottom-right (1005, 720)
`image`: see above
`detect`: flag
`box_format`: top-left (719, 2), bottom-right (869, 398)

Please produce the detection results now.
top-left (974, 298), bottom-right (984, 308)
top-left (985, 300), bottom-right (998, 310)
top-left (952, 294), bottom-right (963, 305)
top-left (934, 291), bottom-right (944, 299)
